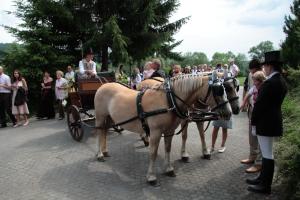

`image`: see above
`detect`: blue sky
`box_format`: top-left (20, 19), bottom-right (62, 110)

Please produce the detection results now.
top-left (0, 0), bottom-right (294, 58)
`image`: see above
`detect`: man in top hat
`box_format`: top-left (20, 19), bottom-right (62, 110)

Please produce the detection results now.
top-left (246, 50), bottom-right (287, 194)
top-left (79, 48), bottom-right (97, 79)
top-left (228, 58), bottom-right (240, 77)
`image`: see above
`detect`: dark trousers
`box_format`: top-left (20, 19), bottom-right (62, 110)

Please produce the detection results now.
top-left (0, 93), bottom-right (16, 125)
top-left (57, 100), bottom-right (65, 118)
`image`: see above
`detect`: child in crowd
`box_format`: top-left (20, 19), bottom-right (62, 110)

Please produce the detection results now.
top-left (131, 67), bottom-right (142, 89)
top-left (172, 65), bottom-right (182, 77)
top-left (143, 62), bottom-right (155, 79)
top-left (240, 71), bottom-right (266, 112)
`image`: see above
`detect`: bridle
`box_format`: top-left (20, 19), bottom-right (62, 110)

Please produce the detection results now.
top-left (197, 79), bottom-right (230, 112)
top-left (223, 77), bottom-right (239, 104)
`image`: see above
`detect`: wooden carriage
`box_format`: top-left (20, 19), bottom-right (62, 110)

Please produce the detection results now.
top-left (67, 71), bottom-right (116, 141)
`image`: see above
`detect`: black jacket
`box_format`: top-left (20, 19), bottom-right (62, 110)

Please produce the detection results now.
top-left (251, 73), bottom-right (287, 137)
top-left (150, 69), bottom-right (166, 78)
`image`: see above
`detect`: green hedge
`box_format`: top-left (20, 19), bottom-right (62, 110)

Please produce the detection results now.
top-left (275, 69), bottom-right (300, 200)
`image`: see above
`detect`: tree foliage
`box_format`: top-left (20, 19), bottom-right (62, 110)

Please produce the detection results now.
top-left (248, 41), bottom-right (274, 60)
top-left (281, 0), bottom-right (300, 69)
top-left (5, 0), bottom-right (188, 72)
top-left (179, 52), bottom-right (209, 67)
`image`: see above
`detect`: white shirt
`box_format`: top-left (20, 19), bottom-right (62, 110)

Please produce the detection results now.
top-left (266, 71), bottom-right (279, 80)
top-left (55, 78), bottom-right (68, 100)
top-left (229, 64), bottom-right (239, 77)
top-left (79, 59), bottom-right (97, 75)
top-left (65, 71), bottom-right (75, 82)
top-left (0, 73), bottom-right (11, 93)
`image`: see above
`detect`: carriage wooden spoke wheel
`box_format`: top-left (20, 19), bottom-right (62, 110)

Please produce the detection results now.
top-left (67, 105), bottom-right (84, 141)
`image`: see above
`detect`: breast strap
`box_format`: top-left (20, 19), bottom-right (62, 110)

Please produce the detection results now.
top-left (136, 89), bottom-right (170, 136)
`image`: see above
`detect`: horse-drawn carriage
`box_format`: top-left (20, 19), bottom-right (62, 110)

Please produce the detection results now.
top-left (66, 71), bottom-right (117, 141)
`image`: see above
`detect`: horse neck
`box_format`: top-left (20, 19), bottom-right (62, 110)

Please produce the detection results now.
top-left (170, 74), bottom-right (208, 106)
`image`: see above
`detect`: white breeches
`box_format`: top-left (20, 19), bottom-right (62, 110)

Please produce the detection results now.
top-left (257, 136), bottom-right (277, 160)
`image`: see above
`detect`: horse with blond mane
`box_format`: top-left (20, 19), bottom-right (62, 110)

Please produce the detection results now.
top-left (94, 74), bottom-right (232, 185)
top-left (138, 71), bottom-right (240, 161)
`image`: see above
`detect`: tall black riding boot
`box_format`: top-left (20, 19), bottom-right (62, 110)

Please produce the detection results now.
top-left (246, 171), bottom-right (262, 185)
top-left (248, 158), bottom-right (274, 194)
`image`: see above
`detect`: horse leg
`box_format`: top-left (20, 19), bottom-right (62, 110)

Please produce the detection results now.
top-left (196, 122), bottom-right (211, 160)
top-left (96, 128), bottom-right (109, 162)
top-left (146, 131), bottom-right (161, 185)
top-left (140, 132), bottom-right (149, 147)
top-left (164, 134), bottom-right (175, 177)
top-left (181, 120), bottom-right (190, 162)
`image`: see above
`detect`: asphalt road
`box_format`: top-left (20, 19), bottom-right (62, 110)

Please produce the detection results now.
top-left (0, 89), bottom-right (283, 200)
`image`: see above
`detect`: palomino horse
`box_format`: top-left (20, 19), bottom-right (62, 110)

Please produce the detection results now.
top-left (94, 74), bottom-right (232, 185)
top-left (180, 72), bottom-right (240, 161)
top-left (137, 72), bottom-right (240, 161)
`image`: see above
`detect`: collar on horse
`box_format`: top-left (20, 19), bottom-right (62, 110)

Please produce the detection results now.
top-left (135, 78), bottom-right (189, 136)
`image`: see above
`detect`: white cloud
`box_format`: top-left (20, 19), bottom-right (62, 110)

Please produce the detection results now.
top-left (0, 0), bottom-right (21, 43)
top-left (0, 0), bottom-right (294, 59)
top-left (171, 0), bottom-right (293, 58)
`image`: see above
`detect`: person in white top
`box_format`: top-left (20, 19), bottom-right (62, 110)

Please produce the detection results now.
top-left (65, 65), bottom-right (75, 91)
top-left (0, 66), bottom-right (17, 128)
top-left (55, 70), bottom-right (68, 120)
top-left (228, 58), bottom-right (240, 77)
top-left (79, 49), bottom-right (97, 78)
top-left (131, 67), bottom-right (142, 89)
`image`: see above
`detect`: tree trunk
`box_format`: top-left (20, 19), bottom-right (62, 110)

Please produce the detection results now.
top-left (101, 45), bottom-right (108, 71)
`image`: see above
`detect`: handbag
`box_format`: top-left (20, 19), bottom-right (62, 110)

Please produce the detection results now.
top-left (14, 87), bottom-right (27, 106)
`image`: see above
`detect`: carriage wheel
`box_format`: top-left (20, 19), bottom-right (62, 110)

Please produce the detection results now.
top-left (67, 105), bottom-right (84, 141)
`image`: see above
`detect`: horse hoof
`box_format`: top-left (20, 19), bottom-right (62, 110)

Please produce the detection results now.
top-left (97, 157), bottom-right (105, 162)
top-left (202, 154), bottom-right (211, 160)
top-left (103, 152), bottom-right (110, 157)
top-left (142, 137), bottom-right (149, 147)
top-left (147, 180), bottom-right (160, 187)
top-left (165, 171), bottom-right (176, 177)
top-left (181, 157), bottom-right (190, 163)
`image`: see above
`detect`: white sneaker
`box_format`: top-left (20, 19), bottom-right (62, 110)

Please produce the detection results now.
top-left (23, 121), bottom-right (29, 126)
top-left (218, 146), bottom-right (226, 153)
top-left (13, 124), bottom-right (19, 128)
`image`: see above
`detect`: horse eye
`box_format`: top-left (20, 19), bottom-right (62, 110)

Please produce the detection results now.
top-left (225, 87), bottom-right (231, 92)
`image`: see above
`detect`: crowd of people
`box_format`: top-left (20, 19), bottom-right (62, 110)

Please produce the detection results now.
top-left (0, 50), bottom-right (287, 194)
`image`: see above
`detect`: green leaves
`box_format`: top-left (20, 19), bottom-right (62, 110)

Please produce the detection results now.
top-left (248, 41), bottom-right (275, 60)
top-left (281, 0), bottom-right (300, 69)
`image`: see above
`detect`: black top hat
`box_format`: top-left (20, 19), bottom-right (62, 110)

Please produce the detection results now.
top-left (262, 50), bottom-right (283, 65)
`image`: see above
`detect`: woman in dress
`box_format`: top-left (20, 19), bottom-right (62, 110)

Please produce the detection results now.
top-left (37, 71), bottom-right (55, 119)
top-left (11, 70), bottom-right (29, 127)
top-left (55, 70), bottom-right (68, 120)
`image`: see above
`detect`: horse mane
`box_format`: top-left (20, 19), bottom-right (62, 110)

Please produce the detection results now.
top-left (170, 74), bottom-right (205, 96)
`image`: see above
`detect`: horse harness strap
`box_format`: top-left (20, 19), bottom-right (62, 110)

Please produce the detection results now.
top-left (136, 89), bottom-right (170, 136)
top-left (164, 79), bottom-right (189, 119)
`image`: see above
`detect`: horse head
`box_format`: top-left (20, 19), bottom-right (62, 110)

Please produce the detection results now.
top-left (222, 71), bottom-right (240, 114)
top-left (169, 73), bottom-right (232, 121)
top-left (202, 70), bottom-right (232, 120)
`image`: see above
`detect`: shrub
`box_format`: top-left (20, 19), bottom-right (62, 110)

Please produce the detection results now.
top-left (275, 69), bottom-right (300, 200)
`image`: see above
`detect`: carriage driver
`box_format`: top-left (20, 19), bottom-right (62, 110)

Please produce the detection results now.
top-left (79, 48), bottom-right (97, 79)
